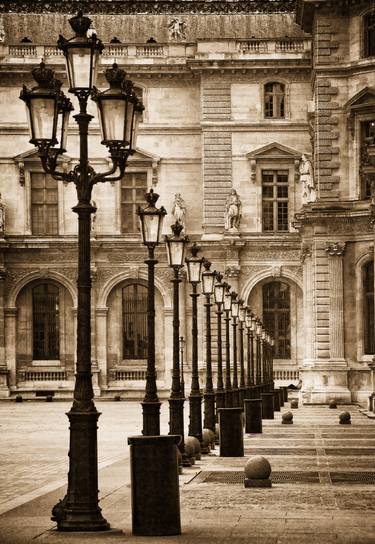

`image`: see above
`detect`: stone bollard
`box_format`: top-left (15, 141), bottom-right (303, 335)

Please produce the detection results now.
top-left (261, 392), bottom-right (274, 419)
top-left (203, 428), bottom-right (215, 450)
top-left (328, 399), bottom-right (337, 409)
top-left (339, 411), bottom-right (351, 425)
top-left (184, 437), bottom-right (196, 464)
top-left (273, 390), bottom-right (281, 412)
top-left (244, 455), bottom-right (272, 488)
top-left (218, 407), bottom-right (244, 457)
top-left (200, 429), bottom-right (211, 454)
top-left (244, 398), bottom-right (262, 434)
top-left (15, 394), bottom-right (23, 403)
top-left (187, 435), bottom-right (201, 461)
top-left (278, 389), bottom-right (284, 408)
top-left (128, 435), bottom-right (181, 536)
top-left (248, 386), bottom-right (258, 400)
top-left (282, 411), bottom-right (293, 425)
top-left (290, 399), bottom-right (298, 409)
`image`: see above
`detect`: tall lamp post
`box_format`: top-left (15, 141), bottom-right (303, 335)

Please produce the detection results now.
top-left (255, 319), bottom-right (263, 391)
top-left (223, 283), bottom-right (233, 407)
top-left (214, 272), bottom-right (225, 417)
top-left (202, 259), bottom-right (216, 433)
top-left (238, 301), bottom-right (246, 407)
top-left (138, 189), bottom-right (167, 436)
top-left (245, 310), bottom-right (255, 398)
top-left (186, 244), bottom-right (204, 442)
top-left (165, 221), bottom-right (189, 459)
top-left (20, 12), bottom-right (143, 531)
top-left (231, 292), bottom-right (240, 407)
top-left (180, 336), bottom-right (186, 397)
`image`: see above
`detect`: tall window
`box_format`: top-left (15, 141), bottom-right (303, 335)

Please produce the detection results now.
top-left (263, 281), bottom-right (291, 359)
top-left (364, 12), bottom-right (375, 57)
top-left (364, 261), bottom-right (375, 355)
top-left (31, 173), bottom-right (58, 235)
top-left (122, 283), bottom-right (148, 359)
top-left (262, 170), bottom-right (289, 231)
top-left (264, 82), bottom-right (285, 118)
top-left (32, 283), bottom-right (59, 359)
top-left (121, 172), bottom-right (147, 233)
top-left (360, 120), bottom-right (375, 199)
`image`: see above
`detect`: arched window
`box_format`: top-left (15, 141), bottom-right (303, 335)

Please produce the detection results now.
top-left (363, 261), bottom-right (374, 354)
top-left (264, 82), bottom-right (285, 119)
top-left (122, 283), bottom-right (148, 359)
top-left (263, 281), bottom-right (291, 359)
top-left (32, 283), bottom-right (59, 359)
top-left (364, 12), bottom-right (375, 58)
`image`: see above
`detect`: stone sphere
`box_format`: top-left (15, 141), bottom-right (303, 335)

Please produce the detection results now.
top-left (290, 399), bottom-right (298, 408)
top-left (202, 428), bottom-right (213, 447)
top-left (244, 456), bottom-right (272, 480)
top-left (15, 394), bottom-right (23, 403)
top-left (282, 411), bottom-right (293, 423)
top-left (187, 436), bottom-right (201, 459)
top-left (184, 436), bottom-right (196, 459)
top-left (339, 411), bottom-right (351, 424)
top-left (328, 399), bottom-right (337, 409)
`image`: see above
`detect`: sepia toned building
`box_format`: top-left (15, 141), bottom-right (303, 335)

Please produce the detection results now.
top-left (0, 0), bottom-right (373, 405)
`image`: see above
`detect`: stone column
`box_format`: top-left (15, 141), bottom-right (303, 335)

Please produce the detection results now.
top-left (301, 244), bottom-right (314, 363)
top-left (325, 242), bottom-right (346, 363)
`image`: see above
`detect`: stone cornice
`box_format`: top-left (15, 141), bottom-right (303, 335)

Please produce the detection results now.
top-left (296, 0), bottom-right (373, 32)
top-left (293, 202), bottom-right (373, 234)
top-left (0, 0), bottom-right (296, 14)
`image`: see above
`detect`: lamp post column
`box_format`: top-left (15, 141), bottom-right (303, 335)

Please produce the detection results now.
top-left (215, 303), bottom-right (225, 418)
top-left (224, 308), bottom-right (232, 407)
top-left (238, 318), bottom-right (246, 407)
top-left (256, 328), bottom-right (262, 391)
top-left (246, 327), bottom-right (254, 398)
top-left (232, 316), bottom-right (239, 408)
top-left (188, 282), bottom-right (202, 441)
top-left (203, 291), bottom-right (215, 432)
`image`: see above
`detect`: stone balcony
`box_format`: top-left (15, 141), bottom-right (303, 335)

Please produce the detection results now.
top-left (0, 37), bottom-right (311, 65)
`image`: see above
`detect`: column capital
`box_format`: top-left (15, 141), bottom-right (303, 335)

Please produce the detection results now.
top-left (325, 241), bottom-right (346, 257)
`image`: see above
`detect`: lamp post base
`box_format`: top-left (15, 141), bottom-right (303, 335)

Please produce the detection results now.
top-left (51, 409), bottom-right (110, 532)
top-left (142, 400), bottom-right (161, 436)
top-left (215, 389), bottom-right (226, 422)
top-left (168, 396), bottom-right (185, 449)
top-left (225, 390), bottom-right (233, 408)
top-left (188, 393), bottom-right (202, 442)
top-left (203, 390), bottom-right (216, 432)
top-left (232, 388), bottom-right (240, 408)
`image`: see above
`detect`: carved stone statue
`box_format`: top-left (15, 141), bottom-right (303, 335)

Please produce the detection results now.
top-left (0, 18), bottom-right (5, 43)
top-left (0, 193), bottom-right (6, 234)
top-left (171, 193), bottom-right (186, 230)
top-left (224, 189), bottom-right (242, 232)
top-left (168, 18), bottom-right (186, 41)
top-left (299, 154), bottom-right (317, 205)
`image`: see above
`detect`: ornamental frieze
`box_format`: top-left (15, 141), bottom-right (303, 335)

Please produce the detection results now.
top-left (242, 247), bottom-right (302, 261)
top-left (0, 0), bottom-right (295, 14)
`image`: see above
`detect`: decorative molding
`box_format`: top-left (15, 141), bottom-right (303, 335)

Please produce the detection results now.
top-left (0, 1), bottom-right (296, 15)
top-left (271, 265), bottom-right (282, 277)
top-left (325, 242), bottom-right (346, 257)
top-left (224, 264), bottom-right (241, 278)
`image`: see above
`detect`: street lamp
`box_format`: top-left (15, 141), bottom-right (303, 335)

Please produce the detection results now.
top-left (255, 318), bottom-right (263, 391)
top-left (165, 221), bottom-right (189, 461)
top-left (138, 188), bottom-right (167, 436)
top-left (245, 310), bottom-right (255, 397)
top-left (201, 259), bottom-right (216, 433)
top-left (186, 243), bottom-right (204, 442)
top-left (261, 326), bottom-right (267, 389)
top-left (214, 272), bottom-right (225, 417)
top-left (223, 283), bottom-right (233, 407)
top-left (179, 336), bottom-right (186, 397)
top-left (20, 11), bottom-right (143, 532)
top-left (238, 301), bottom-right (246, 407)
top-left (231, 292), bottom-right (240, 407)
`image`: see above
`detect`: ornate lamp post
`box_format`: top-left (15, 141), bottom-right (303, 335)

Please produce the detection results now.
top-left (214, 272), bottom-right (225, 417)
top-left (20, 12), bottom-right (143, 532)
top-left (245, 310), bottom-right (255, 398)
top-left (231, 292), bottom-right (240, 407)
top-left (255, 318), bottom-right (263, 391)
top-left (238, 301), bottom-right (246, 407)
top-left (138, 189), bottom-right (167, 436)
top-left (261, 326), bottom-right (267, 389)
top-left (201, 259), bottom-right (216, 432)
top-left (165, 221), bottom-right (189, 459)
top-left (223, 283), bottom-right (233, 407)
top-left (186, 244), bottom-right (204, 442)
top-left (179, 336), bottom-right (186, 397)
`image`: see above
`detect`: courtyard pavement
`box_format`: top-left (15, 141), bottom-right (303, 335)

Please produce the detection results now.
top-left (1, 398), bottom-right (375, 543)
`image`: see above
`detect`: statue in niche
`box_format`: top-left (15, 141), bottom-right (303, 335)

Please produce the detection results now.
top-left (171, 193), bottom-right (186, 230)
top-left (299, 154), bottom-right (317, 205)
top-left (224, 189), bottom-right (242, 232)
top-left (168, 18), bottom-right (186, 41)
top-left (0, 194), bottom-right (6, 234)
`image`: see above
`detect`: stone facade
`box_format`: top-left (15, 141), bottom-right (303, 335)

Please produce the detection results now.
top-left (0, 0), bottom-right (372, 403)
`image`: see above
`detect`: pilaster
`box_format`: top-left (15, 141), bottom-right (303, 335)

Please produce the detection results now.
top-left (325, 241), bottom-right (346, 364)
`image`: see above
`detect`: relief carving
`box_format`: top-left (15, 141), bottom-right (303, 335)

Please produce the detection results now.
top-left (325, 241), bottom-right (346, 257)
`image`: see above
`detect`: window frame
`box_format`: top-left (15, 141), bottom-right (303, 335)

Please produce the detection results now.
top-left (356, 254), bottom-right (375, 362)
top-left (32, 282), bottom-right (60, 360)
top-left (120, 171), bottom-right (148, 235)
top-left (363, 260), bottom-right (374, 356)
top-left (261, 169), bottom-right (290, 232)
top-left (122, 282), bottom-right (148, 361)
top-left (363, 11), bottom-right (375, 58)
top-left (263, 81), bottom-right (287, 120)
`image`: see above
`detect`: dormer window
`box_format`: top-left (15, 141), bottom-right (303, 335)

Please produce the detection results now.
top-left (364, 11), bottom-right (375, 57)
top-left (264, 82), bottom-right (285, 119)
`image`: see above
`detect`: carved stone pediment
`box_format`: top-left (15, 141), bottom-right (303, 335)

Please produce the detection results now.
top-left (127, 147), bottom-right (160, 185)
top-left (246, 142), bottom-right (301, 161)
top-left (345, 87), bottom-right (375, 111)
